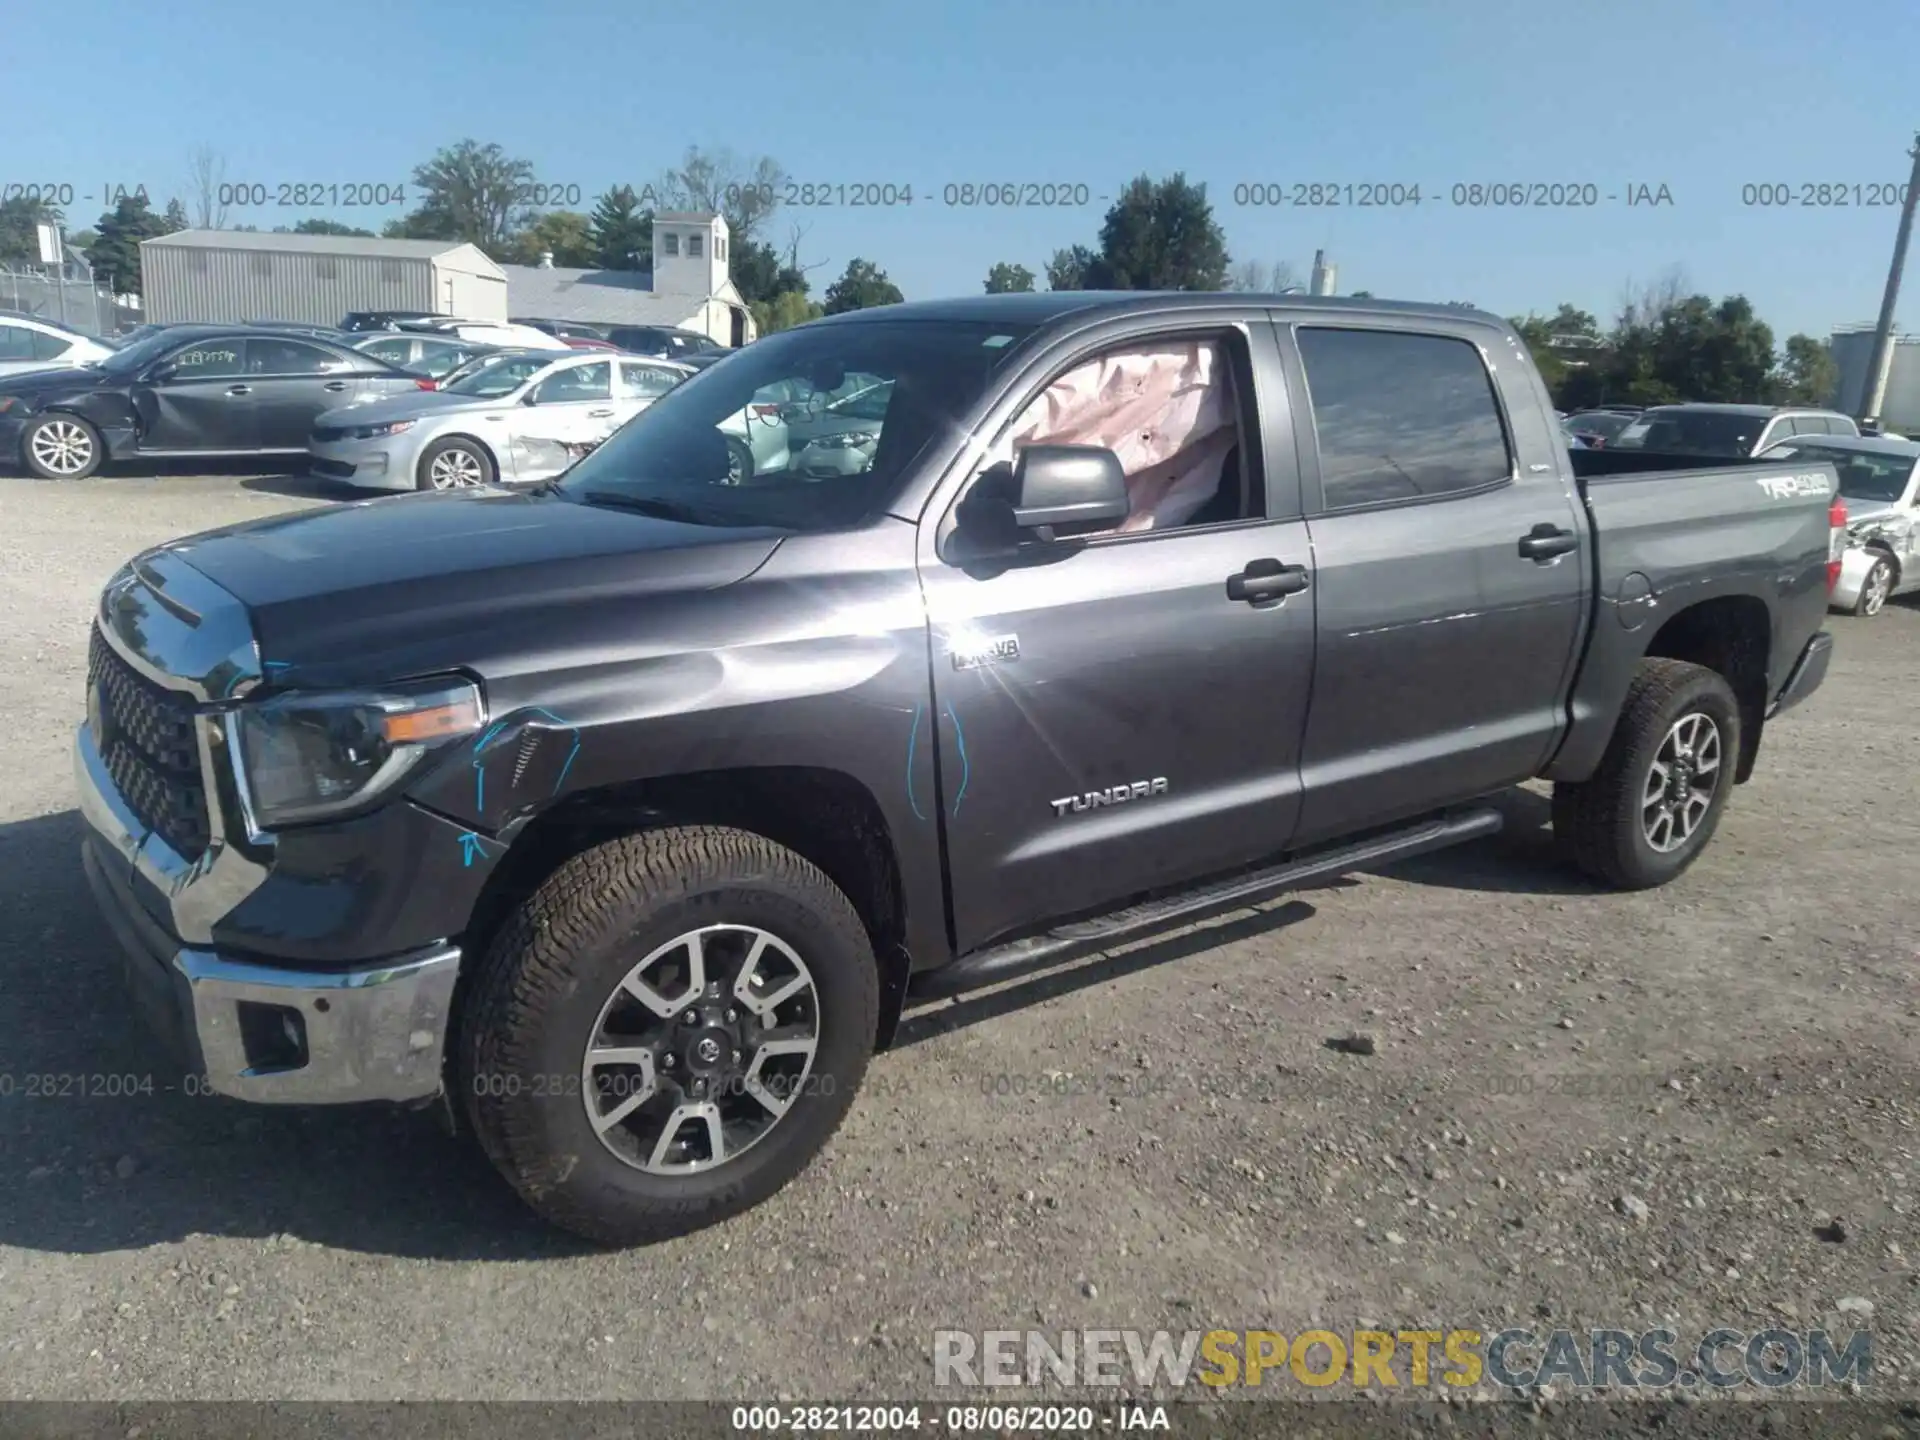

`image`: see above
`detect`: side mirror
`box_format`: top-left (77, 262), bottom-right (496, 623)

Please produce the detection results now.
top-left (1010, 445), bottom-right (1130, 536)
top-left (144, 362), bottom-right (178, 383)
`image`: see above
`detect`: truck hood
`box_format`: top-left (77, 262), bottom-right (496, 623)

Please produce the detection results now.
top-left (158, 488), bottom-right (784, 676)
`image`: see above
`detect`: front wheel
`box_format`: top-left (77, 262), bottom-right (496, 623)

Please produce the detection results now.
top-left (416, 436), bottom-right (495, 491)
top-left (1855, 554), bottom-right (1895, 617)
top-left (723, 436), bottom-right (754, 486)
top-left (461, 825), bottom-right (878, 1246)
top-left (21, 413), bottom-right (104, 480)
top-left (1552, 658), bottom-right (1740, 890)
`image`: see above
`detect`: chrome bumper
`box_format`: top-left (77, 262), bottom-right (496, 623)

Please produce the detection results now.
top-left (76, 721), bottom-right (461, 1105)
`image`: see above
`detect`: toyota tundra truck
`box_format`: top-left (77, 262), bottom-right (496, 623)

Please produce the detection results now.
top-left (75, 293), bottom-right (1841, 1244)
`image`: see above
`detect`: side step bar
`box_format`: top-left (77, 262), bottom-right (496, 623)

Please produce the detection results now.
top-left (908, 805), bottom-right (1504, 1003)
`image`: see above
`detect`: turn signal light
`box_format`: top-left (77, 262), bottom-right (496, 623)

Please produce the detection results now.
top-left (415, 378), bottom-right (438, 390)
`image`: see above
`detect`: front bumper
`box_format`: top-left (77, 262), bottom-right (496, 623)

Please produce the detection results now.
top-left (308, 434), bottom-right (420, 491)
top-left (1768, 630), bottom-right (1833, 718)
top-left (79, 819), bottom-right (460, 1105)
top-left (75, 557), bottom-right (463, 1104)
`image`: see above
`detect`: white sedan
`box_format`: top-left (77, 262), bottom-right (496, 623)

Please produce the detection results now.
top-left (0, 315), bottom-right (114, 377)
top-left (308, 351), bottom-right (693, 492)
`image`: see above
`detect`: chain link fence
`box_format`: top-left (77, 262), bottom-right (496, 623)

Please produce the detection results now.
top-left (0, 262), bottom-right (134, 337)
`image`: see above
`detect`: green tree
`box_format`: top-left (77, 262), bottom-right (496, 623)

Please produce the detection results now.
top-left (393, 139), bottom-right (536, 254)
top-left (290, 218), bottom-right (376, 237)
top-left (510, 210), bottom-right (596, 267)
top-left (0, 193), bottom-right (63, 266)
top-left (1773, 333), bottom-right (1840, 408)
top-left (753, 289), bottom-right (825, 335)
top-left (984, 261), bottom-right (1035, 293)
top-left (162, 197), bottom-right (189, 233)
top-left (89, 193), bottom-right (171, 295)
top-left (1511, 304), bottom-right (1603, 396)
top-left (1349, 289), bottom-right (1374, 299)
top-left (1045, 244), bottom-right (1096, 290)
top-left (588, 184), bottom-right (652, 270)
top-left (822, 258), bottom-right (903, 314)
top-left (731, 237), bottom-right (808, 307)
top-left (1084, 173), bottom-right (1230, 290)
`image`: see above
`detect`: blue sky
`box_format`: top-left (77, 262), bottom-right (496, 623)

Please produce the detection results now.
top-left (12, 0), bottom-right (1920, 340)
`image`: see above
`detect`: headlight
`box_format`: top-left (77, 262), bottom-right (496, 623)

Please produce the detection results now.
top-left (352, 419), bottom-right (415, 439)
top-left (813, 429), bottom-right (877, 449)
top-left (230, 676), bottom-right (483, 830)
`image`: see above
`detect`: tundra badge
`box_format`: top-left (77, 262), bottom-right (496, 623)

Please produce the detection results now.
top-left (951, 633), bottom-right (1021, 670)
top-left (1051, 778), bottom-right (1169, 817)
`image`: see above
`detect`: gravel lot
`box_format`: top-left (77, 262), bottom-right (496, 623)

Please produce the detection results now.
top-left (0, 470), bottom-right (1915, 1414)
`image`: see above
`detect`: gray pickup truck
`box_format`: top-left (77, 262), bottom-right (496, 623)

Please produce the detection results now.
top-left (76, 293), bottom-right (1842, 1244)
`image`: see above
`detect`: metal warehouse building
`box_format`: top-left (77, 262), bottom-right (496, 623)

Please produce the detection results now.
top-left (1830, 324), bottom-right (1920, 433)
top-left (139, 231), bottom-right (508, 326)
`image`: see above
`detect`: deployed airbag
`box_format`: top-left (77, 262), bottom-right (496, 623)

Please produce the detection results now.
top-left (1008, 341), bottom-right (1236, 533)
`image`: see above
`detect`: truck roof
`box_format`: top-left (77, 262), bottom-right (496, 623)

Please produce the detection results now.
top-left (805, 291), bottom-right (1509, 331)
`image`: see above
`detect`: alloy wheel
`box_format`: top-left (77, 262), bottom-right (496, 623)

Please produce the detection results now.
top-left (1641, 712), bottom-right (1721, 853)
top-left (1862, 561), bottom-right (1893, 616)
top-left (29, 420), bottom-right (94, 477)
top-left (580, 924), bottom-right (821, 1175)
top-left (429, 448), bottom-right (486, 489)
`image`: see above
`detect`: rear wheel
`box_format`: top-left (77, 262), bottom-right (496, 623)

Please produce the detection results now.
top-left (1855, 554), bottom-right (1895, 617)
top-left (21, 413), bottom-right (104, 480)
top-left (417, 436), bottom-right (494, 491)
top-left (461, 825), bottom-right (878, 1246)
top-left (1552, 658), bottom-right (1740, 890)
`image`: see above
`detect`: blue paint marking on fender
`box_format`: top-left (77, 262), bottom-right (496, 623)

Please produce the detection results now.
top-left (905, 702), bottom-right (926, 821)
top-left (471, 707), bottom-right (581, 812)
top-left (946, 704), bottom-right (971, 817)
top-left (457, 832), bottom-right (488, 867)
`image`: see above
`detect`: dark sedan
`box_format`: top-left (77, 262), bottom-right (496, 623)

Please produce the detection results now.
top-left (0, 325), bottom-right (432, 479)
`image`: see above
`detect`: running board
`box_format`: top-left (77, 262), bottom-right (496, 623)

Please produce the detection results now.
top-left (908, 805), bottom-right (1504, 1003)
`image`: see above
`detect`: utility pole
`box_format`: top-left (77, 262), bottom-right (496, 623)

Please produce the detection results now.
top-left (1859, 131), bottom-right (1920, 424)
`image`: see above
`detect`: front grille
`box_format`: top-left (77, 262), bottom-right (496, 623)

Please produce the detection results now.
top-left (89, 625), bottom-right (211, 861)
top-left (310, 455), bottom-right (355, 477)
top-left (311, 425), bottom-right (347, 444)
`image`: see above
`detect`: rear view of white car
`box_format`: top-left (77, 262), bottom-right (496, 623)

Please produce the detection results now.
top-left (0, 315), bottom-right (114, 377)
top-left (309, 351), bottom-right (692, 491)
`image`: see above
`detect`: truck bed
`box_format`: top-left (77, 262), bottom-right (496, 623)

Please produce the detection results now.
top-left (1543, 447), bottom-right (1838, 783)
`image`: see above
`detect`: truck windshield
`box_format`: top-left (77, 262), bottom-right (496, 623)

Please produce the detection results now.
top-left (558, 320), bottom-right (1034, 531)
top-left (1611, 410), bottom-right (1764, 456)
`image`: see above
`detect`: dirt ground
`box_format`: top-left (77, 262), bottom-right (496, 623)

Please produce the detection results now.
top-left (0, 471), bottom-right (1913, 1424)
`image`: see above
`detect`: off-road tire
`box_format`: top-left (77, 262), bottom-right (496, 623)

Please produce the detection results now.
top-left (461, 825), bottom-right (878, 1246)
top-left (1552, 658), bottom-right (1740, 891)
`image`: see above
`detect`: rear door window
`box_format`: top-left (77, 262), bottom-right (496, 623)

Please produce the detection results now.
top-left (1296, 327), bottom-right (1513, 508)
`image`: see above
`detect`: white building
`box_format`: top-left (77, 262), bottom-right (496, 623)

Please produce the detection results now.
top-left (504, 212), bottom-right (756, 347)
top-left (1829, 324), bottom-right (1920, 430)
top-left (140, 231), bottom-right (507, 325)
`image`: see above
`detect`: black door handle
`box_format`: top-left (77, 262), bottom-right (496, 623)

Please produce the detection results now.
top-left (323, 380), bottom-right (349, 391)
top-left (1517, 523), bottom-right (1579, 561)
top-left (226, 384), bottom-right (251, 396)
top-left (1228, 558), bottom-right (1311, 604)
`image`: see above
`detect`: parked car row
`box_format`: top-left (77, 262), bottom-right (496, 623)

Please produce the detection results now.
top-left (310, 349), bottom-right (695, 491)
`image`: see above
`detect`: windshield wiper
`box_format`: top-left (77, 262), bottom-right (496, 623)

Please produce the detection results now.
top-left (573, 491), bottom-right (726, 526)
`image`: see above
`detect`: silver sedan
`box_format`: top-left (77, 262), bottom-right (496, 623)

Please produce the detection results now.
top-left (309, 352), bottom-right (693, 492)
top-left (1760, 434), bottom-right (1920, 616)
